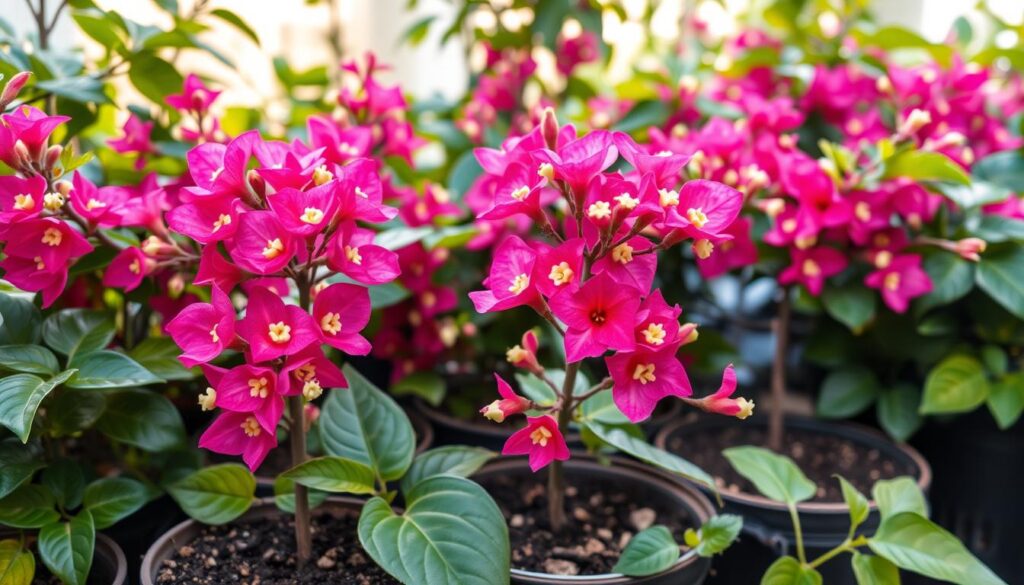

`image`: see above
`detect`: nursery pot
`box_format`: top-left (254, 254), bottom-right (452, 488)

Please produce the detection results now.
top-left (473, 455), bottom-right (715, 585)
top-left (141, 496), bottom-right (381, 585)
top-left (0, 532), bottom-right (126, 585)
top-left (655, 415), bottom-right (931, 584)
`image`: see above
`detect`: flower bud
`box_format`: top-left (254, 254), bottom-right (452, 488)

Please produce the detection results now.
top-left (246, 169), bottom-right (266, 198)
top-left (168, 273), bottom-right (186, 298)
top-left (481, 373), bottom-right (533, 423)
top-left (13, 140), bottom-right (31, 170)
top-left (541, 107), bottom-right (559, 150)
top-left (0, 71), bottom-right (31, 108)
top-left (506, 330), bottom-right (542, 374)
top-left (955, 237), bottom-right (986, 262)
top-left (899, 108), bottom-right (932, 136)
top-left (44, 144), bottom-right (62, 174)
top-left (679, 323), bottom-right (699, 345)
top-left (55, 180), bottom-right (73, 197)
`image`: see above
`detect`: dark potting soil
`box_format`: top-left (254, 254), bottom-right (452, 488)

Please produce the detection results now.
top-left (483, 471), bottom-right (695, 576)
top-left (665, 425), bottom-right (916, 502)
top-left (154, 510), bottom-right (398, 585)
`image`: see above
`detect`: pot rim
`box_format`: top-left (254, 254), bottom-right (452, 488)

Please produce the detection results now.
top-left (0, 531), bottom-right (126, 585)
top-left (474, 454), bottom-right (715, 583)
top-left (140, 495), bottom-right (366, 585)
top-left (654, 414), bottom-right (933, 514)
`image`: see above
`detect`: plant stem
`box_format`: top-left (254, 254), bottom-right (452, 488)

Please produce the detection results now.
top-left (547, 361), bottom-right (576, 533)
top-left (767, 287), bottom-right (791, 452)
top-left (788, 502), bottom-right (806, 565)
top-left (290, 278), bottom-right (313, 565)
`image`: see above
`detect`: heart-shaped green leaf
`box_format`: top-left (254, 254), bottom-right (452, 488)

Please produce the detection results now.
top-left (0, 370), bottom-right (77, 442)
top-left (400, 446), bottom-right (495, 494)
top-left (0, 484), bottom-right (59, 528)
top-left (167, 464), bottom-right (255, 525)
top-left (761, 556), bottom-right (822, 585)
top-left (41, 309), bottom-right (114, 361)
top-left (84, 477), bottom-right (151, 529)
top-left (96, 389), bottom-right (185, 451)
top-left (872, 477), bottom-right (927, 521)
top-left (691, 514), bottom-right (743, 557)
top-left (586, 420), bottom-right (716, 492)
top-left (127, 337), bottom-right (196, 381)
top-left (359, 475), bottom-right (509, 585)
top-left (67, 350), bottom-right (162, 389)
top-left (281, 456), bottom-right (376, 494)
top-left (613, 525), bottom-right (680, 576)
top-left (723, 447), bottom-right (816, 505)
top-left (319, 365), bottom-right (415, 481)
top-left (851, 552), bottom-right (900, 585)
top-left (0, 345), bottom-right (59, 375)
top-left (976, 245), bottom-right (1024, 320)
top-left (920, 355), bottom-right (990, 415)
top-left (0, 539), bottom-right (35, 585)
top-left (869, 512), bottom-right (1006, 584)
top-left (38, 510), bottom-right (95, 585)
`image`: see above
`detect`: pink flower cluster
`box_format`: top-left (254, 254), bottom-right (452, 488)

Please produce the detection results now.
top-left (160, 129), bottom-right (400, 471)
top-left (469, 115), bottom-right (751, 470)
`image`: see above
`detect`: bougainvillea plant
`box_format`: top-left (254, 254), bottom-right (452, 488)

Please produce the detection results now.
top-left (466, 109), bottom-right (752, 572)
top-left (723, 446), bottom-right (1006, 584)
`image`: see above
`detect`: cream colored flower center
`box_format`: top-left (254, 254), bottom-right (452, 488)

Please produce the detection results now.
top-left (506, 345), bottom-right (528, 364)
top-left (884, 272), bottom-right (901, 291)
top-left (686, 207), bottom-right (708, 228)
top-left (248, 376), bottom-right (270, 399)
top-left (614, 193), bottom-right (639, 210)
top-left (530, 425), bottom-right (553, 446)
top-left (212, 213), bottom-right (231, 232)
top-left (642, 323), bottom-right (666, 346)
top-left (41, 228), bottom-right (62, 246)
top-left (240, 416), bottom-right (261, 437)
top-left (129, 259), bottom-right (141, 275)
top-left (612, 243), bottom-right (634, 264)
top-left (301, 207), bottom-right (325, 224)
top-left (781, 218), bottom-right (797, 233)
top-left (875, 250), bottom-right (893, 269)
top-left (510, 185), bottom-right (530, 201)
top-left (693, 239), bottom-right (714, 260)
top-left (802, 259), bottom-right (821, 278)
top-left (312, 165), bottom-right (333, 186)
top-left (321, 312), bottom-right (341, 335)
top-left (587, 201), bottom-right (611, 220)
top-left (13, 193), bottom-right (34, 211)
top-left (548, 262), bottom-right (574, 286)
top-left (855, 201), bottom-right (871, 222)
top-left (345, 245), bottom-right (362, 265)
top-left (295, 364), bottom-right (316, 382)
top-left (209, 324), bottom-right (220, 343)
top-left (508, 273), bottom-right (530, 295)
top-left (632, 363), bottom-right (657, 384)
top-left (659, 188), bottom-right (679, 207)
top-left (302, 379), bottom-right (323, 401)
top-left (198, 387), bottom-right (216, 411)
top-left (262, 238), bottom-right (284, 259)
top-left (268, 321), bottom-right (291, 343)
top-left (86, 198), bottom-right (106, 211)
top-left (43, 193), bottom-right (64, 211)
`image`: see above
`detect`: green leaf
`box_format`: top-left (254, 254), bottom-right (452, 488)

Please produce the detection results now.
top-left (917, 251), bottom-right (974, 313)
top-left (167, 464), bottom-right (255, 525)
top-left (0, 370), bottom-right (77, 442)
top-left (401, 14), bottom-right (435, 46)
top-left (579, 389), bottom-right (631, 425)
top-left (613, 525), bottom-right (679, 576)
top-left (837, 475), bottom-right (869, 530)
top-left (0, 294), bottom-right (41, 345)
top-left (851, 553), bottom-right (900, 585)
top-left (0, 440), bottom-right (44, 499)
top-left (822, 284), bottom-right (876, 331)
top-left (937, 181), bottom-right (1012, 209)
top-left (391, 371), bottom-right (445, 407)
top-left (817, 366), bottom-right (879, 419)
top-left (41, 310), bottom-right (114, 361)
top-left (723, 447), bottom-right (815, 505)
top-left (38, 511), bottom-right (95, 585)
top-left (974, 215), bottom-right (1024, 244)
top-left (128, 337), bottom-right (195, 381)
top-left (71, 12), bottom-right (123, 48)
top-left (976, 246), bottom-right (1024, 320)
top-left (761, 556), bottom-right (822, 585)
top-left (872, 477), bottom-right (927, 521)
top-left (0, 539), bottom-right (34, 585)
top-left (35, 76), bottom-right (110, 105)
top-left (400, 446), bottom-right (495, 494)
top-left (374, 226), bottom-right (432, 251)
top-left (127, 53), bottom-right (183, 105)
top-left (358, 476), bottom-right (509, 585)
top-left (973, 150), bottom-right (1024, 192)
top-left (613, 100), bottom-right (670, 133)
top-left (280, 456), bottom-right (377, 495)
top-left (210, 9), bottom-right (259, 44)
top-left (987, 373), bottom-right (1024, 430)
top-left (920, 355), bottom-right (990, 415)
top-left (67, 350), bottom-right (162, 389)
top-left (586, 421), bottom-right (716, 492)
top-left (96, 389), bottom-right (185, 451)
top-left (882, 150), bottom-right (970, 185)
top-left (83, 477), bottom-right (150, 529)
top-left (319, 365), bottom-right (416, 481)
top-left (272, 476), bottom-right (328, 514)
top-left (0, 345), bottom-right (59, 374)
top-left (423, 225), bottom-right (478, 249)
top-left (691, 514), bottom-right (742, 557)
top-left (42, 459), bottom-right (85, 510)
top-left (447, 150), bottom-right (484, 202)
top-left (48, 390), bottom-right (106, 437)
top-left (877, 385), bottom-right (922, 442)
top-left (869, 512), bottom-right (1006, 584)
top-left (515, 369), bottom-right (588, 407)
top-left (0, 484), bottom-right (59, 528)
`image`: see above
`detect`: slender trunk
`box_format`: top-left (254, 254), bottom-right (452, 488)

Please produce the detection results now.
top-left (768, 288), bottom-right (791, 452)
top-left (547, 360), bottom-right (577, 532)
top-left (291, 282), bottom-right (313, 564)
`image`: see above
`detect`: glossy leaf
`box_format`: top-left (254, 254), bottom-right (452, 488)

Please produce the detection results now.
top-left (41, 309), bottom-right (114, 361)
top-left (391, 371), bottom-right (445, 407)
top-left (587, 421), bottom-right (716, 492)
top-left (280, 456), bottom-right (376, 495)
top-left (987, 373), bottom-right (1024, 430)
top-left (0, 370), bottom-right (76, 442)
top-left (761, 556), bottom-right (822, 585)
top-left (48, 390), bottom-right (106, 437)
top-left (0, 539), bottom-right (35, 585)
top-left (976, 245), bottom-right (1024, 320)
top-left (38, 511), bottom-right (95, 585)
top-left (723, 447), bottom-right (816, 505)
top-left (358, 476), bottom-right (509, 585)
top-left (579, 389), bottom-right (631, 425)
top-left (882, 150), bottom-right (969, 185)
top-left (128, 337), bottom-right (195, 381)
top-left (613, 525), bottom-right (679, 576)
top-left (869, 513), bottom-right (1006, 584)
top-left (272, 476), bottom-right (327, 514)
top-left (167, 464), bottom-right (255, 525)
top-left (127, 53), bottom-right (183, 105)
top-left (210, 9), bottom-right (259, 45)
top-left (851, 552), bottom-right (900, 585)
top-left (917, 251), bottom-right (974, 313)
top-left (0, 345), bottom-right (59, 375)
top-left (96, 390), bottom-right (185, 451)
top-left (0, 484), bottom-right (59, 528)
top-left (0, 440), bottom-right (44, 499)
top-left (920, 355), bottom-right (989, 415)
top-left (822, 284), bottom-right (876, 331)
top-left (691, 514), bottom-right (742, 557)
top-left (837, 475), bottom-right (869, 530)
top-left (83, 477), bottom-right (150, 529)
top-left (817, 366), bottom-right (879, 419)
top-left (319, 365), bottom-right (416, 481)
top-left (42, 459), bottom-right (85, 510)
top-left (877, 385), bottom-right (923, 442)
top-left (872, 477), bottom-right (927, 521)
top-left (400, 446), bottom-right (495, 494)
top-left (67, 350), bottom-right (162, 389)
top-left (0, 295), bottom-right (41, 345)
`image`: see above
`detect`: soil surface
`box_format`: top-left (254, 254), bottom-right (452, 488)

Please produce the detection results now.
top-left (480, 470), bottom-right (695, 576)
top-left (155, 509), bottom-right (398, 584)
top-left (665, 424), bottom-right (917, 502)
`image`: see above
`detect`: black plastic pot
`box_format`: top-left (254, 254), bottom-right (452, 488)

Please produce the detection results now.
top-left (140, 496), bottom-right (367, 585)
top-left (655, 416), bottom-right (931, 584)
top-left (473, 455), bottom-right (715, 585)
top-left (911, 410), bottom-right (1023, 581)
top-left (0, 531), bottom-right (126, 585)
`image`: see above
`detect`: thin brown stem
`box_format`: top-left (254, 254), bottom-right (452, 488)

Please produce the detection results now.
top-left (571, 376), bottom-right (613, 409)
top-left (767, 287), bottom-right (791, 452)
top-left (290, 276), bottom-right (313, 564)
